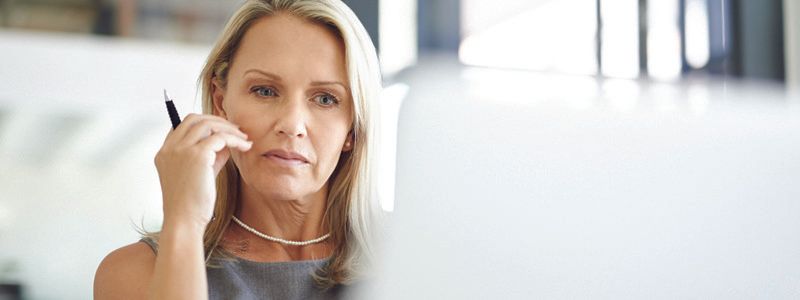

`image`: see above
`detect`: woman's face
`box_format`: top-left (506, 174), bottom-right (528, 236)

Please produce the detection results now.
top-left (213, 13), bottom-right (353, 201)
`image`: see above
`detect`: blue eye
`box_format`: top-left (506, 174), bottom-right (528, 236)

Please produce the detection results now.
top-left (252, 86), bottom-right (277, 97)
top-left (314, 93), bottom-right (340, 106)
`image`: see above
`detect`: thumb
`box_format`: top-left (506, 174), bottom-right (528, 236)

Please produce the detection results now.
top-left (213, 148), bottom-right (231, 176)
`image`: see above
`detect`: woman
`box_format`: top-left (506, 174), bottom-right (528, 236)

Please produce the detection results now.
top-left (93, 0), bottom-right (383, 298)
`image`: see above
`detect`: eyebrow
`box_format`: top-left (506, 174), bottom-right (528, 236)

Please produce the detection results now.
top-left (243, 69), bottom-right (348, 91)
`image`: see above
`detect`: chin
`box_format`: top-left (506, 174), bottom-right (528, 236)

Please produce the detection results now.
top-left (246, 175), bottom-right (317, 201)
top-left (264, 188), bottom-right (306, 201)
top-left (235, 159), bottom-right (328, 201)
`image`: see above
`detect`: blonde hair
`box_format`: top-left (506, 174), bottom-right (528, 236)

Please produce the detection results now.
top-left (146, 0), bottom-right (383, 288)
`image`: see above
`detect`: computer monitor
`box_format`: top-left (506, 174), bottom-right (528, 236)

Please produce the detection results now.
top-left (365, 66), bottom-right (800, 299)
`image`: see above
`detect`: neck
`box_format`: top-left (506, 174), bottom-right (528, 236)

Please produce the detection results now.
top-left (236, 183), bottom-right (329, 243)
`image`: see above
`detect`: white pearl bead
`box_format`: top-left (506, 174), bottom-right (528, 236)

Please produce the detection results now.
top-left (231, 216), bottom-right (330, 246)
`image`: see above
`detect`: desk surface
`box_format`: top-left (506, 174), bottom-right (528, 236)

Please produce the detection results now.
top-left (369, 55), bottom-right (800, 299)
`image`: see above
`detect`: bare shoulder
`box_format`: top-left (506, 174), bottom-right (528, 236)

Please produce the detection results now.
top-left (94, 241), bottom-right (156, 299)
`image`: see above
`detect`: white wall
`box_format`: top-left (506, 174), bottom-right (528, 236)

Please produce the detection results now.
top-left (0, 29), bottom-right (208, 299)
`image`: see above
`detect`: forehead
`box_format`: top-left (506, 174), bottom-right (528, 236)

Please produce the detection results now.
top-left (231, 13), bottom-right (348, 84)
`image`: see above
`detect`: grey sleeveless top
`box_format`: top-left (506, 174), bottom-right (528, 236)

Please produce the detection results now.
top-left (140, 237), bottom-right (348, 299)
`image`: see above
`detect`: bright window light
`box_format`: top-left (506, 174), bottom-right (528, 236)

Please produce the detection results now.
top-left (685, 0), bottom-right (710, 69)
top-left (647, 0), bottom-right (682, 81)
top-left (379, 0), bottom-right (417, 76)
top-left (377, 83), bottom-right (409, 212)
top-left (460, 0), bottom-right (598, 76)
top-left (601, 0), bottom-right (640, 79)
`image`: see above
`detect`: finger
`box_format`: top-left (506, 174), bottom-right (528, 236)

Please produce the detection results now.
top-left (181, 119), bottom-right (249, 147)
top-left (213, 148), bottom-right (231, 175)
top-left (197, 132), bottom-right (253, 155)
top-left (163, 114), bottom-right (216, 148)
top-left (181, 114), bottom-right (246, 138)
top-left (175, 114), bottom-right (247, 140)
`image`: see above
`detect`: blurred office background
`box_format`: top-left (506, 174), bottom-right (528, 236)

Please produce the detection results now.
top-left (0, 0), bottom-right (797, 299)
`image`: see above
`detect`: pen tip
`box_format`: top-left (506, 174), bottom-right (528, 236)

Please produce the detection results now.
top-left (163, 89), bottom-right (171, 102)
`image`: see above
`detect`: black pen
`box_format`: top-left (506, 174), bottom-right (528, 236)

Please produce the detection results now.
top-left (164, 89), bottom-right (182, 129)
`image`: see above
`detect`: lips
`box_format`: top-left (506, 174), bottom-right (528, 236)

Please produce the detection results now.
top-left (262, 149), bottom-right (310, 164)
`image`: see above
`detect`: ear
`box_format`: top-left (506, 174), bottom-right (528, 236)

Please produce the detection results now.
top-left (342, 130), bottom-right (355, 152)
top-left (211, 77), bottom-right (227, 118)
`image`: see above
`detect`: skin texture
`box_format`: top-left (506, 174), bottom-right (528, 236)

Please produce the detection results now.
top-left (213, 12), bottom-right (353, 262)
top-left (94, 13), bottom-right (352, 299)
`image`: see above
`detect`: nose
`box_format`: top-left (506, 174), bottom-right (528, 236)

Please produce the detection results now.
top-left (274, 96), bottom-right (308, 138)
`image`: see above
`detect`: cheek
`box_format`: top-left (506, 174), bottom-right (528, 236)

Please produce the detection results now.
top-left (227, 108), bottom-right (256, 126)
top-left (228, 110), bottom-right (267, 141)
top-left (321, 143), bottom-right (343, 166)
top-left (314, 130), bottom-right (349, 171)
top-left (221, 93), bottom-right (258, 123)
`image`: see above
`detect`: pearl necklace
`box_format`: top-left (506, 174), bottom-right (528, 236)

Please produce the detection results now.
top-left (231, 216), bottom-right (330, 246)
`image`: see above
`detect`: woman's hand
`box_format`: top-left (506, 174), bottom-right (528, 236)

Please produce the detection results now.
top-left (154, 113), bottom-right (252, 232)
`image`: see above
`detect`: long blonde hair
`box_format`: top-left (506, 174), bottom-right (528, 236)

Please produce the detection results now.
top-left (147, 0), bottom-right (383, 288)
